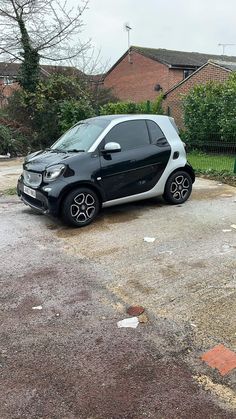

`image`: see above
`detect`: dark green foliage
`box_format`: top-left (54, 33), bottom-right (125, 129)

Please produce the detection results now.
top-left (16, 15), bottom-right (40, 92)
top-left (6, 74), bottom-right (96, 151)
top-left (183, 74), bottom-right (236, 146)
top-left (58, 99), bottom-right (95, 132)
top-left (0, 122), bottom-right (32, 156)
top-left (5, 77), bottom-right (164, 155)
top-left (19, 50), bottom-right (40, 93)
top-left (91, 85), bottom-right (118, 114)
top-left (0, 124), bottom-right (11, 154)
top-left (100, 95), bottom-right (164, 116)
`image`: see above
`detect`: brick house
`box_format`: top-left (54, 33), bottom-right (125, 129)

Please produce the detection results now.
top-left (163, 60), bottom-right (236, 128)
top-left (0, 62), bottom-right (84, 106)
top-left (104, 46), bottom-right (236, 103)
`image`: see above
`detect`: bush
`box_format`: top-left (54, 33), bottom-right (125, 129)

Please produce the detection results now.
top-left (58, 99), bottom-right (95, 132)
top-left (7, 74), bottom-right (96, 150)
top-left (100, 95), bottom-right (164, 116)
top-left (0, 124), bottom-right (11, 154)
top-left (5, 76), bottom-right (164, 154)
top-left (183, 74), bottom-right (236, 147)
top-left (0, 123), bottom-right (32, 156)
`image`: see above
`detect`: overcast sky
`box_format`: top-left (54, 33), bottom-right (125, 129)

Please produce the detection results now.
top-left (76, 0), bottom-right (236, 69)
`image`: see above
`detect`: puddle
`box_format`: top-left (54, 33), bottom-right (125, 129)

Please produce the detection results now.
top-left (46, 223), bottom-right (59, 230)
top-left (101, 209), bottom-right (140, 224)
top-left (56, 219), bottom-right (110, 238)
top-left (127, 279), bottom-right (155, 295)
top-left (186, 261), bottom-right (207, 269)
top-left (57, 200), bottom-right (164, 235)
top-left (192, 187), bottom-right (235, 201)
top-left (56, 208), bottom-right (144, 237)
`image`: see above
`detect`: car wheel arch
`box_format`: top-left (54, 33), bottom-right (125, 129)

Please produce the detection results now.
top-left (59, 182), bottom-right (103, 214)
top-left (168, 165), bottom-right (195, 183)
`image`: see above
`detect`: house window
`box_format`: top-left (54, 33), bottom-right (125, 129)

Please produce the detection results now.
top-left (3, 77), bottom-right (14, 85)
top-left (183, 69), bottom-right (194, 79)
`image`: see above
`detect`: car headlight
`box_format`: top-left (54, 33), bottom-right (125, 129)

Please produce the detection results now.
top-left (43, 164), bottom-right (65, 182)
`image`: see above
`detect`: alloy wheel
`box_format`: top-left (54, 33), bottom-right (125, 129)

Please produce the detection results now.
top-left (170, 175), bottom-right (190, 201)
top-left (70, 192), bottom-right (96, 223)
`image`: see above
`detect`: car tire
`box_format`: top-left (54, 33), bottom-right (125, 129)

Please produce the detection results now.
top-left (62, 187), bottom-right (100, 227)
top-left (163, 171), bottom-right (192, 204)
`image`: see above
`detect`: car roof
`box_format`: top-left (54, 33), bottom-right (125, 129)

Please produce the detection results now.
top-left (84, 115), bottom-right (179, 144)
top-left (84, 114), bottom-right (175, 125)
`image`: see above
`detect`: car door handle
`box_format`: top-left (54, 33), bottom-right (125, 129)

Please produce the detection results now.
top-left (130, 159), bottom-right (137, 163)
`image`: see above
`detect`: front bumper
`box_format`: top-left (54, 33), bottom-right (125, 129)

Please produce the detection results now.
top-left (17, 176), bottom-right (59, 215)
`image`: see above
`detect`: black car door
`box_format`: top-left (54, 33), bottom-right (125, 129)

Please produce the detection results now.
top-left (99, 119), bottom-right (171, 201)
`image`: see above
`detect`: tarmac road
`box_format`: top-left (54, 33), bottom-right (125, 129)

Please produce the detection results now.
top-left (0, 167), bottom-right (236, 418)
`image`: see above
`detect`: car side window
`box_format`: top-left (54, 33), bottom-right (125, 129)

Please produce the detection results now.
top-left (104, 120), bottom-right (150, 151)
top-left (146, 120), bottom-right (166, 143)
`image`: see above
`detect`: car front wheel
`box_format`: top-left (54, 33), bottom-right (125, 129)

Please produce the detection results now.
top-left (62, 187), bottom-right (100, 227)
top-left (163, 171), bottom-right (192, 204)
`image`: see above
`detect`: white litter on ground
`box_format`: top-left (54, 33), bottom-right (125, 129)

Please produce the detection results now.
top-left (222, 229), bottom-right (232, 233)
top-left (32, 305), bottom-right (43, 310)
top-left (220, 194), bottom-right (233, 198)
top-left (117, 317), bottom-right (139, 328)
top-left (159, 250), bottom-right (173, 255)
top-left (231, 224), bottom-right (236, 230)
top-left (144, 237), bottom-right (156, 243)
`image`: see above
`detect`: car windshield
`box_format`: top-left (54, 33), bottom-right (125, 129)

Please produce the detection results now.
top-left (51, 119), bottom-right (110, 152)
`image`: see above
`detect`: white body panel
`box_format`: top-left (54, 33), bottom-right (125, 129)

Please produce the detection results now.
top-left (92, 115), bottom-right (187, 208)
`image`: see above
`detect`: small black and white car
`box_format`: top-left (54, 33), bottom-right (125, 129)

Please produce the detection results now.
top-left (17, 115), bottom-right (195, 227)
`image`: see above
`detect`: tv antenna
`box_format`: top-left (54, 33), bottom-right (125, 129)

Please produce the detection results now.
top-left (124, 23), bottom-right (132, 63)
top-left (218, 43), bottom-right (236, 55)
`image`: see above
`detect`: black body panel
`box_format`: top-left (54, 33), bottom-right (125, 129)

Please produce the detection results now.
top-left (99, 144), bottom-right (171, 201)
top-left (18, 150), bottom-right (105, 215)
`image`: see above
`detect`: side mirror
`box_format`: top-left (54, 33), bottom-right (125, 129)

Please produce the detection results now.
top-left (103, 142), bottom-right (121, 153)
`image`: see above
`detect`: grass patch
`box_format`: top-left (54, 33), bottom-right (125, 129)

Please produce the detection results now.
top-left (2, 187), bottom-right (17, 195)
top-left (188, 151), bottom-right (235, 173)
top-left (195, 169), bottom-right (236, 187)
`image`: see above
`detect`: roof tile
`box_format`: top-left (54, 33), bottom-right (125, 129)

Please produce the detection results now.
top-left (132, 46), bottom-right (236, 68)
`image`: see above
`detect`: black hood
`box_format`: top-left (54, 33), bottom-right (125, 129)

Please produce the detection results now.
top-left (24, 149), bottom-right (82, 172)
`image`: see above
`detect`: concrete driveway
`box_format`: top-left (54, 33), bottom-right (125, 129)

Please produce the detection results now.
top-left (0, 158), bottom-right (23, 191)
top-left (1, 160), bottom-right (236, 418)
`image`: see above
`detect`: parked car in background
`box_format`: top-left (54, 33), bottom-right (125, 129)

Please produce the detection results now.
top-left (17, 115), bottom-right (195, 227)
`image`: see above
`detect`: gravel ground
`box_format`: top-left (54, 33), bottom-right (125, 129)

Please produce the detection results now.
top-left (0, 158), bottom-right (23, 191)
top-left (0, 160), bottom-right (236, 418)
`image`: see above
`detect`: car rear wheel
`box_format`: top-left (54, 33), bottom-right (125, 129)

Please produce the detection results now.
top-left (62, 187), bottom-right (100, 227)
top-left (163, 171), bottom-right (192, 204)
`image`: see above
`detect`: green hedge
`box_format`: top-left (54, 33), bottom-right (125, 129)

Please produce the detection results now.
top-left (183, 74), bottom-right (236, 146)
top-left (100, 95), bottom-right (164, 116)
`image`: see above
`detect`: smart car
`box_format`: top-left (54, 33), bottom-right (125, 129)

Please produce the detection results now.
top-left (17, 115), bottom-right (195, 227)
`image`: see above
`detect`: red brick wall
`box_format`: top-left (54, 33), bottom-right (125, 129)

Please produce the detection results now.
top-left (163, 63), bottom-right (231, 129)
top-left (104, 51), bottom-right (185, 102)
top-left (0, 82), bottom-right (20, 107)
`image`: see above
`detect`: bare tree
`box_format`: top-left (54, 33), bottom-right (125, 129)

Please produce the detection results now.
top-left (0, 0), bottom-right (90, 91)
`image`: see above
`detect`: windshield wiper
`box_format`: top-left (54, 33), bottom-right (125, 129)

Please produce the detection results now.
top-left (66, 149), bottom-right (85, 152)
top-left (46, 148), bottom-right (67, 153)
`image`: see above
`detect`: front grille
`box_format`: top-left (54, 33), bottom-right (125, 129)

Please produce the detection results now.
top-left (23, 170), bottom-right (42, 187)
top-left (22, 193), bottom-right (44, 209)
